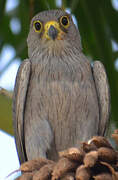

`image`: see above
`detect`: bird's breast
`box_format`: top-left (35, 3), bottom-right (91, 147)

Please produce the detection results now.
top-left (25, 58), bottom-right (99, 151)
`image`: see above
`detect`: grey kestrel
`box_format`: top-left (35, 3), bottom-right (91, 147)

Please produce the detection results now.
top-left (13, 9), bottom-right (110, 164)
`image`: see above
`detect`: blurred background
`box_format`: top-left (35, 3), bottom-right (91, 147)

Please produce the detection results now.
top-left (0, 0), bottom-right (118, 178)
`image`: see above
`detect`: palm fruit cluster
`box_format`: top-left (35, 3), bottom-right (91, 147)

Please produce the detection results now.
top-left (15, 130), bottom-right (118, 180)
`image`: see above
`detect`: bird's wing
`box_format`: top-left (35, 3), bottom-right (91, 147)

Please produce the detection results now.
top-left (92, 61), bottom-right (110, 135)
top-left (13, 59), bottom-right (31, 163)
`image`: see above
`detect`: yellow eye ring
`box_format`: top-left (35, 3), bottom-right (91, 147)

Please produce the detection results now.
top-left (33, 20), bottom-right (42, 33)
top-left (60, 16), bottom-right (70, 28)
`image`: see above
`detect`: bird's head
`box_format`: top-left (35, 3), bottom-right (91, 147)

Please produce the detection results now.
top-left (27, 9), bottom-right (82, 59)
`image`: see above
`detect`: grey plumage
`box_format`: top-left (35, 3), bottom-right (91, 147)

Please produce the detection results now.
top-left (13, 9), bottom-right (110, 164)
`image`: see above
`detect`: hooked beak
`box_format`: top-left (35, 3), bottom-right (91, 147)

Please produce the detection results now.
top-left (48, 25), bottom-right (58, 40)
top-left (43, 21), bottom-right (64, 40)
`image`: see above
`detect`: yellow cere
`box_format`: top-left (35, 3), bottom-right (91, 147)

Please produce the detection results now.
top-left (43, 21), bottom-right (65, 40)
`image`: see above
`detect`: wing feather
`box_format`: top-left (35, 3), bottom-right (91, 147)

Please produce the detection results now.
top-left (13, 59), bottom-right (31, 163)
top-left (92, 61), bottom-right (110, 135)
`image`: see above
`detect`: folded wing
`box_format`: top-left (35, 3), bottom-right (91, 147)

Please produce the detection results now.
top-left (13, 59), bottom-right (31, 163)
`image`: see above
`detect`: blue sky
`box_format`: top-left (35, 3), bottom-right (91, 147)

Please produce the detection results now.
top-left (0, 131), bottom-right (20, 180)
top-left (1, 0), bottom-right (118, 179)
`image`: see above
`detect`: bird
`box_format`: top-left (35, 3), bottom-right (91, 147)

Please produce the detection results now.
top-left (13, 9), bottom-right (110, 164)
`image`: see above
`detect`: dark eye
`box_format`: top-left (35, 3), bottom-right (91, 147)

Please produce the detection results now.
top-left (33, 20), bottom-right (42, 32)
top-left (60, 16), bottom-right (69, 28)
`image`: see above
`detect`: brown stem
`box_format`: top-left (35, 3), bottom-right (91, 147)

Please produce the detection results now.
top-left (0, 87), bottom-right (13, 99)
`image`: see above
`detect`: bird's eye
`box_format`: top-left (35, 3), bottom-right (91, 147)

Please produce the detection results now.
top-left (60, 16), bottom-right (70, 28)
top-left (33, 20), bottom-right (42, 32)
